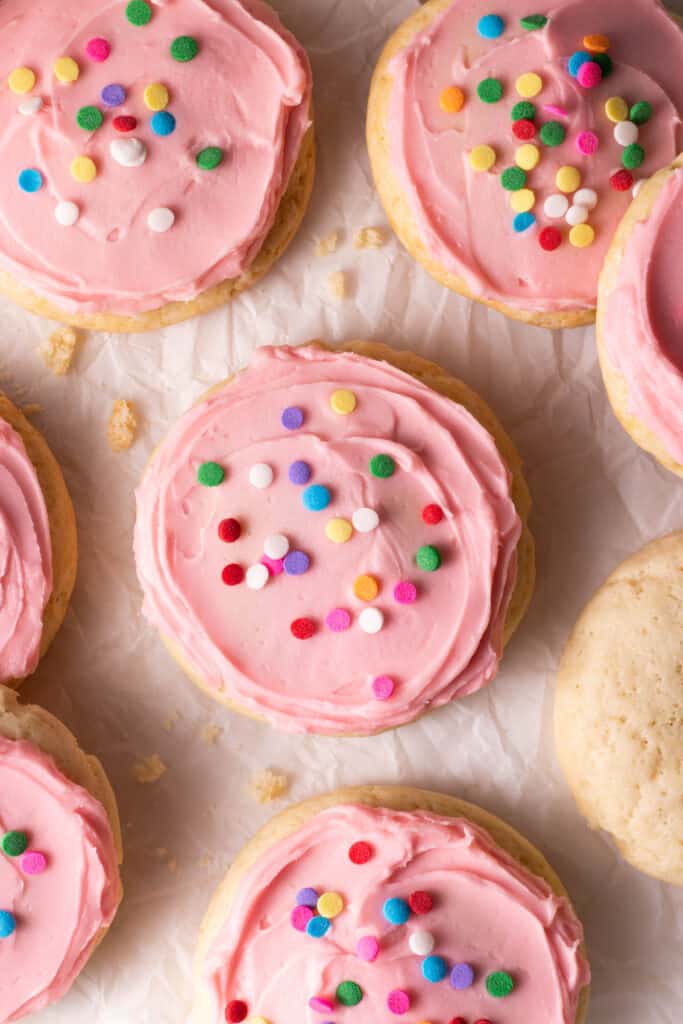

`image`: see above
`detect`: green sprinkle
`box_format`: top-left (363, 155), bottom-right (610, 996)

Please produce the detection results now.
top-left (336, 981), bottom-right (363, 1007)
top-left (501, 166), bottom-right (526, 191)
top-left (630, 101), bottom-right (653, 125)
top-left (196, 146), bottom-right (223, 170)
top-left (197, 461), bottom-right (225, 487)
top-left (477, 77), bottom-right (503, 104)
top-left (171, 35), bottom-right (199, 62)
top-left (622, 143), bottom-right (645, 170)
top-left (76, 106), bottom-right (103, 131)
top-left (520, 13), bottom-right (548, 30)
top-left (2, 831), bottom-right (28, 857)
top-left (126, 0), bottom-right (152, 25)
top-left (486, 971), bottom-right (515, 998)
top-left (540, 120), bottom-right (566, 147)
top-left (416, 545), bottom-right (441, 572)
top-left (593, 52), bottom-right (612, 77)
top-left (511, 101), bottom-right (535, 122)
top-left (369, 454), bottom-right (395, 479)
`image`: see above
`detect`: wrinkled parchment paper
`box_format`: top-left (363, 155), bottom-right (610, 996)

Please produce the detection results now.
top-left (2, 1), bottom-right (683, 1020)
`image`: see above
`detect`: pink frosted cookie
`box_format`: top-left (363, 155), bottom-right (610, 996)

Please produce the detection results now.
top-left (191, 787), bottom-right (590, 1024)
top-left (0, 686), bottom-right (122, 1023)
top-left (0, 0), bottom-right (313, 331)
top-left (134, 343), bottom-right (534, 735)
top-left (367, 0), bottom-right (683, 327)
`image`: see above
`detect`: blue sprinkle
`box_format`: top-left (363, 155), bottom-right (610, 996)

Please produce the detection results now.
top-left (422, 955), bottom-right (448, 983)
top-left (302, 484), bottom-right (331, 511)
top-left (281, 405), bottom-right (304, 430)
top-left (568, 51), bottom-right (591, 77)
top-left (284, 550), bottom-right (310, 576)
top-left (513, 211), bottom-right (536, 233)
top-left (477, 13), bottom-right (505, 38)
top-left (382, 897), bottom-right (410, 925)
top-left (289, 460), bottom-right (311, 485)
top-left (0, 911), bottom-right (16, 939)
top-left (306, 915), bottom-right (331, 938)
top-left (151, 110), bottom-right (176, 136)
top-left (18, 168), bottom-right (43, 193)
top-left (296, 887), bottom-right (319, 907)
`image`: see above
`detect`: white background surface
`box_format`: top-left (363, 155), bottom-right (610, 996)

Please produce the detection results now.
top-left (2, 1), bottom-right (683, 1021)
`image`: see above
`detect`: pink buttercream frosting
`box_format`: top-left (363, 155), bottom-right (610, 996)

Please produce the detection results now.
top-left (0, 419), bottom-right (52, 684)
top-left (387, 0), bottom-right (683, 313)
top-left (604, 166), bottom-right (683, 463)
top-left (0, 736), bottom-right (120, 1023)
top-left (0, 0), bottom-right (311, 315)
top-left (202, 803), bottom-right (590, 1023)
top-left (134, 345), bottom-right (521, 734)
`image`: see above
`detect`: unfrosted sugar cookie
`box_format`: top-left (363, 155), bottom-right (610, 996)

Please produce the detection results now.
top-left (597, 155), bottom-right (683, 475)
top-left (0, 0), bottom-right (313, 332)
top-left (134, 343), bottom-right (534, 735)
top-left (0, 685), bottom-right (122, 1022)
top-left (0, 395), bottom-right (77, 686)
top-left (191, 786), bottom-right (590, 1024)
top-left (367, 0), bottom-right (683, 327)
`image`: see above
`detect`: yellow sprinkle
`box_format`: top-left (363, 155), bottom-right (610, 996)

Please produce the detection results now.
top-left (326, 518), bottom-right (353, 544)
top-left (605, 96), bottom-right (628, 123)
top-left (144, 82), bottom-right (169, 111)
top-left (8, 67), bottom-right (36, 94)
top-left (54, 57), bottom-right (80, 84)
top-left (353, 574), bottom-right (380, 601)
top-left (556, 165), bottom-right (582, 193)
top-left (469, 144), bottom-right (496, 172)
top-left (246, 1018), bottom-right (270, 1024)
top-left (317, 892), bottom-right (344, 918)
top-left (515, 72), bottom-right (543, 98)
top-left (515, 143), bottom-right (540, 171)
top-left (439, 85), bottom-right (465, 113)
top-left (509, 188), bottom-right (535, 213)
top-left (569, 223), bottom-right (595, 248)
top-left (330, 388), bottom-right (357, 415)
top-left (583, 33), bottom-right (610, 53)
top-left (70, 156), bottom-right (97, 183)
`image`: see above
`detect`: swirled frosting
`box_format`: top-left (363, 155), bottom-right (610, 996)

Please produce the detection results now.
top-left (201, 803), bottom-right (590, 1024)
top-left (134, 345), bottom-right (521, 734)
top-left (0, 0), bottom-right (311, 315)
top-left (0, 736), bottom-right (120, 1023)
top-left (0, 418), bottom-right (52, 684)
top-left (604, 166), bottom-right (683, 464)
top-left (386, 0), bottom-right (683, 313)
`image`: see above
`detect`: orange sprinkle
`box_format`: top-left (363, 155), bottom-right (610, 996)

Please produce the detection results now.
top-left (353, 574), bottom-right (380, 602)
top-left (439, 86), bottom-right (465, 113)
top-left (583, 33), bottom-right (610, 53)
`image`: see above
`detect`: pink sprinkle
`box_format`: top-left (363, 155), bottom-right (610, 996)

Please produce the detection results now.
top-left (372, 675), bottom-right (395, 701)
top-left (393, 581), bottom-right (417, 605)
top-left (576, 130), bottom-right (599, 155)
top-left (543, 103), bottom-right (568, 119)
top-left (309, 997), bottom-right (334, 1013)
top-left (325, 607), bottom-right (351, 632)
top-left (387, 989), bottom-right (411, 1015)
top-left (85, 37), bottom-right (110, 62)
top-left (261, 555), bottom-right (284, 576)
top-left (356, 935), bottom-right (380, 961)
top-left (577, 61), bottom-right (602, 88)
top-left (291, 905), bottom-right (314, 931)
top-left (20, 851), bottom-right (47, 875)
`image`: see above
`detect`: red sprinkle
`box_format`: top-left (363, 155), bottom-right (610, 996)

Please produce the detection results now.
top-left (449, 1019), bottom-right (467, 1024)
top-left (474, 1020), bottom-right (493, 1024)
top-left (218, 518), bottom-right (241, 543)
top-left (610, 168), bottom-right (634, 192)
top-left (421, 503), bottom-right (444, 525)
top-left (221, 563), bottom-right (244, 586)
top-left (539, 226), bottom-right (562, 252)
top-left (512, 118), bottom-right (536, 140)
top-left (349, 841), bottom-right (373, 864)
top-left (113, 115), bottom-right (137, 133)
top-left (226, 1001), bottom-right (248, 1023)
top-left (408, 890), bottom-right (433, 914)
top-left (291, 617), bottom-right (316, 639)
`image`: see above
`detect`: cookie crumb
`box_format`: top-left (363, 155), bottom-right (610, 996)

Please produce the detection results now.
top-left (316, 230), bottom-right (339, 257)
top-left (199, 853), bottom-right (214, 868)
top-left (201, 724), bottom-right (222, 746)
top-left (21, 403), bottom-right (43, 418)
top-left (107, 399), bottom-right (137, 452)
top-left (42, 327), bottom-right (80, 376)
top-left (354, 227), bottom-right (385, 250)
top-left (133, 754), bottom-right (167, 784)
top-left (166, 858), bottom-right (178, 874)
top-left (327, 271), bottom-right (346, 301)
top-left (248, 769), bottom-right (289, 805)
top-left (163, 710), bottom-right (181, 733)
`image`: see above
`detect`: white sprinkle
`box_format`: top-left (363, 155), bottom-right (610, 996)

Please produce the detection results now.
top-left (147, 207), bottom-right (175, 233)
top-left (263, 533), bottom-right (289, 560)
top-left (632, 179), bottom-right (646, 198)
top-left (566, 204), bottom-right (589, 226)
top-left (249, 463), bottom-right (273, 489)
top-left (246, 564), bottom-right (269, 590)
top-left (573, 188), bottom-right (598, 210)
top-left (359, 607), bottom-right (384, 634)
top-left (543, 194), bottom-right (569, 219)
top-left (352, 508), bottom-right (379, 533)
top-left (614, 120), bottom-right (639, 147)
top-left (110, 137), bottom-right (147, 168)
top-left (54, 200), bottom-right (79, 227)
top-left (409, 930), bottom-right (435, 956)
top-left (19, 96), bottom-right (43, 116)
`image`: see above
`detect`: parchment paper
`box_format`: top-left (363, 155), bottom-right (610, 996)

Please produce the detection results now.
top-left (2, 1), bottom-right (682, 1020)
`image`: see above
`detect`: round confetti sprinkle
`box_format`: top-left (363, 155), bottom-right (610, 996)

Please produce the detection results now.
top-left (516, 72), bottom-right (542, 98)
top-left (568, 51), bottom-right (591, 77)
top-left (336, 982), bottom-right (362, 1007)
top-left (309, 997), bottom-right (334, 1014)
top-left (469, 145), bottom-right (496, 172)
top-left (605, 96), bottom-right (628, 122)
top-left (515, 143), bottom-right (540, 170)
top-left (19, 96), bottom-right (43, 115)
top-left (387, 990), bottom-right (410, 1015)
top-left (101, 83), bottom-right (126, 107)
top-left (593, 52), bottom-right (613, 77)
top-left (126, 0), bottom-right (152, 25)
top-left (610, 168), bottom-right (634, 191)
top-left (393, 581), bottom-right (417, 604)
top-left (566, 204), bottom-right (589, 226)
top-left (513, 211), bottom-right (536, 232)
top-left (577, 61), bottom-right (602, 88)
top-left (317, 892), bottom-right (344, 918)
top-left (113, 115), bottom-right (137, 132)
top-left (264, 534), bottom-right (289, 560)
top-left (289, 460), bottom-right (311, 485)
top-left (18, 169), bottom-right (43, 193)
top-left (583, 32), bottom-right (610, 52)
top-left (569, 223), bottom-right (595, 248)
top-left (356, 935), bottom-right (379, 961)
top-left (291, 904), bottom-right (313, 930)
top-left (422, 955), bottom-right (448, 983)
top-left (197, 461), bottom-right (224, 486)
top-left (281, 406), bottom-right (304, 430)
top-left (501, 166), bottom-right (526, 191)
top-left (511, 100), bottom-right (535, 121)
top-left (630, 100), bottom-right (653, 125)
top-left (226, 1000), bottom-right (248, 1022)
top-left (222, 563), bottom-right (244, 586)
top-left (556, 165), bottom-right (581, 193)
top-left (303, 483), bottom-right (330, 510)
top-left (614, 121), bottom-right (639, 147)
top-left (151, 111), bottom-right (176, 136)
top-left (622, 143), bottom-right (645, 169)
top-left (86, 37), bottom-right (111, 62)
top-left (197, 146), bottom-right (224, 170)
top-left (262, 555), bottom-right (284, 576)
top-left (249, 463), bottom-right (273, 489)
top-left (2, 832), bottom-right (28, 857)
top-left (409, 890), bottom-right (433, 914)
top-left (329, 388), bottom-right (357, 415)
top-left (439, 86), bottom-right (465, 113)
top-left (359, 608), bottom-right (384, 634)
top-left (510, 188), bottom-right (535, 213)
top-left (540, 121), bottom-right (566, 146)
top-left (383, 897), bottom-right (410, 925)
top-left (486, 971), bottom-right (514, 998)
top-left (354, 575), bottom-right (379, 602)
top-left (450, 963), bottom-right (475, 990)
top-left (326, 518), bottom-right (353, 544)
top-left (148, 207), bottom-right (175, 233)
top-left (307, 915), bottom-right (330, 938)
top-left (574, 188), bottom-right (598, 209)
top-left (520, 14), bottom-right (547, 30)
top-left (54, 57), bottom-right (80, 83)
top-left (8, 67), bottom-right (36, 94)
top-left (144, 82), bottom-right (169, 111)
top-left (409, 929), bottom-right (435, 956)
top-left (171, 35), bottom-right (199, 61)
top-left (416, 545), bottom-right (441, 572)
top-left (512, 118), bottom-right (536, 140)
top-left (477, 13), bottom-right (504, 38)
top-left (55, 200), bottom-right (79, 226)
top-left (369, 453), bottom-right (395, 478)
top-left (218, 518), bottom-right (241, 542)
top-left (325, 607), bottom-right (352, 632)
top-left (372, 675), bottom-right (395, 700)
top-left (575, 130), bottom-right (599, 155)
top-left (0, 911), bottom-right (16, 939)
top-left (296, 887), bottom-right (319, 907)
top-left (291, 617), bottom-right (316, 639)
top-left (352, 507), bottom-right (379, 532)
top-left (477, 77), bottom-right (503, 103)
top-left (245, 564), bottom-right (269, 590)
top-left (422, 503), bottom-right (443, 524)
top-left (284, 550), bottom-right (310, 576)
top-left (349, 841), bottom-right (373, 864)
top-left (110, 137), bottom-right (147, 167)
top-left (539, 226), bottom-right (562, 251)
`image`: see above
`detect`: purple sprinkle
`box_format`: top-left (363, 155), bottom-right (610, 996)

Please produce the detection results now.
top-left (450, 962), bottom-right (474, 990)
top-left (101, 83), bottom-right (126, 107)
top-left (284, 550), bottom-right (310, 576)
top-left (296, 886), bottom-right (319, 907)
top-left (281, 406), bottom-right (304, 431)
top-left (288, 460), bottom-right (311, 485)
